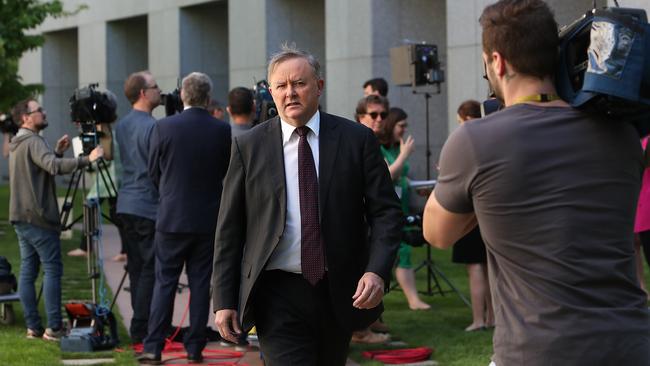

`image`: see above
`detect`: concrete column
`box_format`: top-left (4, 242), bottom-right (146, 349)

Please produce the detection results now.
top-left (326, 0), bottom-right (447, 184)
top-left (228, 0), bottom-right (268, 88)
top-left (180, 1), bottom-right (229, 105)
top-left (78, 22), bottom-right (107, 88)
top-left (324, 0), bottom-right (373, 118)
top-left (42, 29), bottom-right (79, 148)
top-left (608, 0), bottom-right (650, 14)
top-left (149, 7), bottom-right (181, 119)
top-left (106, 16), bottom-right (148, 119)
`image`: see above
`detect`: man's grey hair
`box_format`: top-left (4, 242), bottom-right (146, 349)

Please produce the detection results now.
top-left (181, 72), bottom-right (212, 107)
top-left (267, 43), bottom-right (321, 83)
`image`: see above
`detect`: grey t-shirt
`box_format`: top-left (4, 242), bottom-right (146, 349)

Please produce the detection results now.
top-left (436, 104), bottom-right (650, 365)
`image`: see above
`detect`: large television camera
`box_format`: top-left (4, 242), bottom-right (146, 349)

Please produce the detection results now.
top-left (161, 84), bottom-right (183, 117)
top-left (69, 84), bottom-right (117, 156)
top-left (556, 6), bottom-right (650, 135)
top-left (252, 80), bottom-right (278, 124)
top-left (69, 84), bottom-right (117, 125)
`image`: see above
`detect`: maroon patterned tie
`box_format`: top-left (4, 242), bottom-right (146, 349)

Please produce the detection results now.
top-left (296, 126), bottom-right (325, 285)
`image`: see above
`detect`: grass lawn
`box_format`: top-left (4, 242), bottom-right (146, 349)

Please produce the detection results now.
top-left (0, 185), bottom-right (137, 366)
top-left (350, 246), bottom-right (494, 366)
top-left (1, 183), bottom-right (649, 366)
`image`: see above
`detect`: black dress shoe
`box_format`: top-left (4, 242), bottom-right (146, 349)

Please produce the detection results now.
top-left (187, 353), bottom-right (203, 364)
top-left (136, 352), bottom-right (161, 365)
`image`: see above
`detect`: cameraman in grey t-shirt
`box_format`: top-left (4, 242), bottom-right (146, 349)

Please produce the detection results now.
top-left (423, 1), bottom-right (650, 365)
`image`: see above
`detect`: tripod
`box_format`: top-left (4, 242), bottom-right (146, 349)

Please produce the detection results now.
top-left (58, 152), bottom-right (123, 351)
top-left (412, 88), bottom-right (471, 308)
top-left (59, 156), bottom-right (120, 303)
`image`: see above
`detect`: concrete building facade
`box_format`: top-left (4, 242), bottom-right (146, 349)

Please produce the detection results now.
top-left (5, 0), bottom-right (647, 192)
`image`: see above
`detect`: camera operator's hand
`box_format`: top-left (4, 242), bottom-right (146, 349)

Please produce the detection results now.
top-left (215, 309), bottom-right (242, 343)
top-left (352, 272), bottom-right (385, 309)
top-left (55, 134), bottom-right (71, 155)
top-left (88, 146), bottom-right (104, 162)
top-left (400, 135), bottom-right (415, 158)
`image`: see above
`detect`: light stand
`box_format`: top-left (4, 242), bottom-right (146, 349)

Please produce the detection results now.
top-left (411, 83), bottom-right (471, 309)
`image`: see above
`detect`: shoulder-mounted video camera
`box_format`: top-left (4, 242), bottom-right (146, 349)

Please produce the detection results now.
top-left (253, 80), bottom-right (278, 124)
top-left (556, 5), bottom-right (650, 135)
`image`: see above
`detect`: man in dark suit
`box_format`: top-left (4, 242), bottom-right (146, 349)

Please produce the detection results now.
top-left (139, 72), bottom-right (231, 364)
top-left (213, 45), bottom-right (402, 365)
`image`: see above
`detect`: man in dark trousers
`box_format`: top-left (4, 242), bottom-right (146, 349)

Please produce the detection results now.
top-left (139, 72), bottom-right (231, 364)
top-left (213, 45), bottom-right (402, 365)
top-left (115, 70), bottom-right (161, 344)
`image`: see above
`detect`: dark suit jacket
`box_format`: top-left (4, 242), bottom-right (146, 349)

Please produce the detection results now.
top-left (148, 107), bottom-right (231, 234)
top-left (212, 112), bottom-right (402, 332)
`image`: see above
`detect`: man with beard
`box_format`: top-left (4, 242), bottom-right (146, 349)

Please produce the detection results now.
top-left (422, 0), bottom-right (650, 365)
top-left (9, 98), bottom-right (103, 340)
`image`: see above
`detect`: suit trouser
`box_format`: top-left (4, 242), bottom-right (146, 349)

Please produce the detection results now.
top-left (253, 270), bottom-right (352, 366)
top-left (118, 213), bottom-right (156, 342)
top-left (143, 231), bottom-right (214, 357)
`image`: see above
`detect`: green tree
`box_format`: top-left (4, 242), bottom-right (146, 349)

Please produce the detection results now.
top-left (0, 0), bottom-right (66, 113)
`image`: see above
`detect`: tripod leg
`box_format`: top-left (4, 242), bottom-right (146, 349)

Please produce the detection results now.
top-left (431, 264), bottom-right (472, 308)
top-left (427, 265), bottom-right (447, 297)
top-left (110, 266), bottom-right (128, 312)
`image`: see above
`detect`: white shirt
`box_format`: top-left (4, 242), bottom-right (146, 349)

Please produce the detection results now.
top-left (265, 111), bottom-right (320, 273)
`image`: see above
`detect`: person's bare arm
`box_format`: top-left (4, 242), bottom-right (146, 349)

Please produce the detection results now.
top-left (423, 190), bottom-right (477, 249)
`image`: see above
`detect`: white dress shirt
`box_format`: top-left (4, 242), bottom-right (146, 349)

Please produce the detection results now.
top-left (265, 111), bottom-right (320, 273)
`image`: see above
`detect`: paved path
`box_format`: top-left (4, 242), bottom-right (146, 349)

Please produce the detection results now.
top-left (98, 224), bottom-right (360, 365)
top-left (97, 224), bottom-right (263, 365)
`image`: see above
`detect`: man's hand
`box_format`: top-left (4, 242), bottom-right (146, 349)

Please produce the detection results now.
top-left (352, 272), bottom-right (385, 309)
top-left (88, 146), bottom-right (104, 162)
top-left (55, 134), bottom-right (71, 154)
top-left (215, 309), bottom-right (242, 343)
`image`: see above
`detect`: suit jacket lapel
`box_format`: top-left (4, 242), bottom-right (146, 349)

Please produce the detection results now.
top-left (319, 113), bottom-right (340, 217)
top-left (266, 117), bottom-right (287, 207)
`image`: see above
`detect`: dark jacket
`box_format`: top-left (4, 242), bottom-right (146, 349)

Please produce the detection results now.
top-left (148, 107), bottom-right (231, 234)
top-left (212, 112), bottom-right (402, 332)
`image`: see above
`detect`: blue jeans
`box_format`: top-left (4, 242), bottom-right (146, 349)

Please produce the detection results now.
top-left (14, 222), bottom-right (63, 330)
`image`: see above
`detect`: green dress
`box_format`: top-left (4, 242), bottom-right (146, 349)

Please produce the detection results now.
top-left (380, 144), bottom-right (412, 269)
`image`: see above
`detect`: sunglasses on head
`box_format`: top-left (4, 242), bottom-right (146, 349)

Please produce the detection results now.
top-left (366, 111), bottom-right (388, 120)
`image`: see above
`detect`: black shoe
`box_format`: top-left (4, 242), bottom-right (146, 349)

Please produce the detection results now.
top-left (136, 352), bottom-right (161, 365)
top-left (187, 353), bottom-right (203, 364)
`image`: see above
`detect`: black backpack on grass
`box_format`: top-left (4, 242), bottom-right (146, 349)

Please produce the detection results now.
top-left (0, 256), bottom-right (17, 293)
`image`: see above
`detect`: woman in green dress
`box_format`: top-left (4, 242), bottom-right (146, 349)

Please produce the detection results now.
top-left (380, 107), bottom-right (430, 310)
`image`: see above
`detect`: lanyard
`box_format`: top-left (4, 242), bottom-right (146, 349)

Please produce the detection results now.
top-left (512, 93), bottom-right (561, 105)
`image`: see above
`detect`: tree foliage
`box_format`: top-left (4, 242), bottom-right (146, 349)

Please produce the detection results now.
top-left (0, 0), bottom-right (65, 112)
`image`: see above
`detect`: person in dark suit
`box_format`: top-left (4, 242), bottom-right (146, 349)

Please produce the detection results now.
top-left (212, 45), bottom-right (402, 365)
top-left (139, 72), bottom-right (231, 364)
